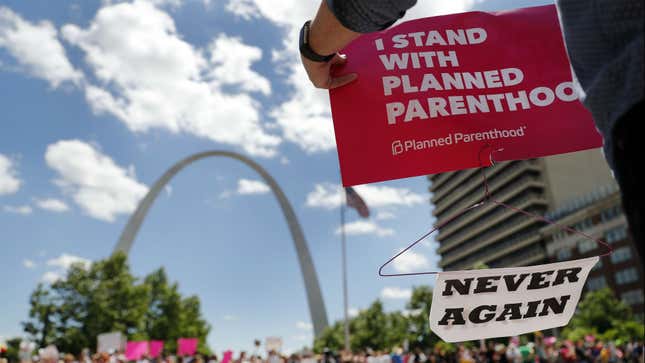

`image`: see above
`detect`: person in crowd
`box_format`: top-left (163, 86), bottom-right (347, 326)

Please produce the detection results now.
top-left (267, 350), bottom-right (281, 363)
top-left (39, 346), bottom-right (58, 363)
top-left (321, 348), bottom-right (336, 363)
top-left (391, 348), bottom-right (403, 363)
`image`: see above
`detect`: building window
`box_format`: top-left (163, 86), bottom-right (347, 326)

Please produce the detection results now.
top-left (601, 206), bottom-right (621, 222)
top-left (605, 226), bottom-right (627, 243)
top-left (615, 268), bottom-right (639, 285)
top-left (575, 218), bottom-right (593, 231)
top-left (556, 248), bottom-right (572, 261)
top-left (610, 247), bottom-right (632, 264)
top-left (553, 231), bottom-right (566, 241)
top-left (578, 239), bottom-right (596, 254)
top-left (621, 290), bottom-right (644, 306)
top-left (587, 276), bottom-right (607, 291)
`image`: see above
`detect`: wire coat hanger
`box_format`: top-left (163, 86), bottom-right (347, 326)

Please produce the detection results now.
top-left (378, 144), bottom-right (613, 277)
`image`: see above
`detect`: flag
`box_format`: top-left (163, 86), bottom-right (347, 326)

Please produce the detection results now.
top-left (345, 187), bottom-right (369, 218)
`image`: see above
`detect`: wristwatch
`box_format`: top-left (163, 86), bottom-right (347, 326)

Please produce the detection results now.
top-left (299, 20), bottom-right (335, 62)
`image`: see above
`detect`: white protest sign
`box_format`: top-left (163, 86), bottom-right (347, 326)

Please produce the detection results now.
top-left (429, 257), bottom-right (598, 342)
top-left (265, 337), bottom-right (282, 352)
top-left (97, 332), bottom-right (125, 353)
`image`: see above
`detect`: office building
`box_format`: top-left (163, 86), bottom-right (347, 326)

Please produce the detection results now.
top-left (542, 188), bottom-right (644, 320)
top-left (428, 149), bottom-right (615, 271)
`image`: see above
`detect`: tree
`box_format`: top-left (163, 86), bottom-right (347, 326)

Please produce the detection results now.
top-left (0, 337), bottom-right (22, 363)
top-left (313, 322), bottom-right (344, 353)
top-left (350, 300), bottom-right (391, 350)
top-left (562, 288), bottom-right (643, 342)
top-left (314, 287), bottom-right (442, 353)
top-left (314, 300), bottom-right (409, 353)
top-left (22, 253), bottom-right (211, 354)
top-left (405, 286), bottom-right (438, 349)
top-left (22, 284), bottom-right (58, 348)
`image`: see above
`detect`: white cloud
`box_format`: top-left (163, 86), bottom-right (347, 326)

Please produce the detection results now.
top-left (306, 183), bottom-right (342, 209)
top-left (23, 259), bottom-right (36, 269)
top-left (208, 34), bottom-right (270, 95)
top-left (47, 253), bottom-right (91, 270)
top-left (306, 183), bottom-right (424, 210)
top-left (101, 0), bottom-right (185, 9)
top-left (348, 307), bottom-right (360, 317)
top-left (237, 178), bottom-right (270, 195)
top-left (41, 271), bottom-right (63, 283)
top-left (0, 154), bottom-right (21, 195)
top-left (381, 287), bottom-right (412, 300)
top-left (292, 334), bottom-right (312, 342)
top-left (223, 315), bottom-right (238, 321)
top-left (0, 6), bottom-right (82, 87)
top-left (45, 139), bottom-right (148, 222)
top-left (3, 204), bottom-right (32, 215)
top-left (392, 250), bottom-right (429, 273)
top-left (403, 1), bottom-right (477, 21)
top-left (270, 66), bottom-right (337, 153)
top-left (295, 321), bottom-right (312, 331)
top-left (376, 211), bottom-right (396, 220)
top-left (225, 0), bottom-right (261, 20)
top-left (34, 198), bottom-right (70, 212)
top-left (225, 0), bottom-right (334, 153)
top-left (402, 308), bottom-right (423, 317)
top-left (42, 253), bottom-right (90, 283)
top-left (61, 1), bottom-right (280, 157)
top-left (335, 220), bottom-right (394, 237)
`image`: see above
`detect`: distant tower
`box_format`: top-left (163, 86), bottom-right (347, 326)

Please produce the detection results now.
top-left (113, 151), bottom-right (329, 337)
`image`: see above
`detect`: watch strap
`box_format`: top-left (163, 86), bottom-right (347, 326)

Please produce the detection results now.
top-left (299, 20), bottom-right (335, 62)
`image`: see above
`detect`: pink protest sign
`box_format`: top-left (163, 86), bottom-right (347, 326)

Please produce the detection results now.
top-left (544, 336), bottom-right (557, 346)
top-left (125, 341), bottom-right (148, 361)
top-left (329, 5), bottom-right (602, 186)
top-left (177, 338), bottom-right (198, 356)
top-left (222, 350), bottom-right (233, 363)
top-left (149, 341), bottom-right (164, 358)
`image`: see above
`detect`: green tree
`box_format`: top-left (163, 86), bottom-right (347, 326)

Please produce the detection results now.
top-left (143, 268), bottom-right (211, 355)
top-left (313, 286), bottom-right (441, 353)
top-left (562, 288), bottom-right (643, 342)
top-left (22, 284), bottom-right (58, 348)
top-left (1, 337), bottom-right (22, 363)
top-left (22, 253), bottom-right (211, 354)
top-left (313, 322), bottom-right (344, 353)
top-left (351, 300), bottom-right (390, 350)
top-left (405, 286), bottom-right (438, 349)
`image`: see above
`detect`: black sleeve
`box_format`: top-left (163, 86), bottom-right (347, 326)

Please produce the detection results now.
top-left (326, 0), bottom-right (417, 33)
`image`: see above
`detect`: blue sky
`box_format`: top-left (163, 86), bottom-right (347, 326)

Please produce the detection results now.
top-left (1, 0), bottom-right (551, 354)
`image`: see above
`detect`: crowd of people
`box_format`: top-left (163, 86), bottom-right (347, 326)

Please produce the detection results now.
top-left (3, 337), bottom-right (643, 363)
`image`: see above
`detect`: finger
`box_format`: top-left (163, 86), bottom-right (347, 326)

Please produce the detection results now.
top-left (329, 53), bottom-right (348, 66)
top-left (328, 73), bottom-right (358, 89)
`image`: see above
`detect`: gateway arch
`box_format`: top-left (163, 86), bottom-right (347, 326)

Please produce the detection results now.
top-left (113, 151), bottom-right (329, 337)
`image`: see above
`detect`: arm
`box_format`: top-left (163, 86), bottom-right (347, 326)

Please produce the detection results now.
top-left (302, 0), bottom-right (416, 89)
top-left (301, 0), bottom-right (360, 89)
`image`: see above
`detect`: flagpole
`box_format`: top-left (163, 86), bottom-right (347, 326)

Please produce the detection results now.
top-left (341, 190), bottom-right (350, 352)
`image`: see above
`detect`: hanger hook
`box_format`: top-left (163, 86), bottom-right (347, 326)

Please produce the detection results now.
top-left (478, 145), bottom-right (504, 200)
top-left (490, 146), bottom-right (504, 166)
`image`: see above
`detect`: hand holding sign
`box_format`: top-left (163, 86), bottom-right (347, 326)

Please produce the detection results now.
top-left (329, 5), bottom-right (602, 186)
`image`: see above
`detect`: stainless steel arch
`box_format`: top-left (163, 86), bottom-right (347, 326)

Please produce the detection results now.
top-left (113, 151), bottom-right (329, 337)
